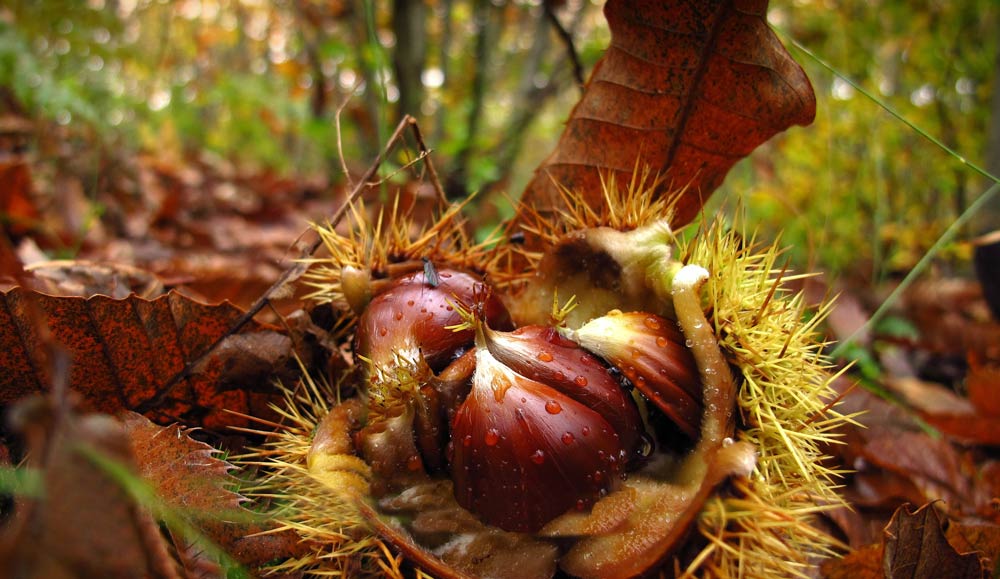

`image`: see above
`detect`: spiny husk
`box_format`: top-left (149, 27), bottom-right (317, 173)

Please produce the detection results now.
top-left (239, 372), bottom-right (404, 578)
top-left (302, 195), bottom-right (507, 309)
top-left (503, 166), bottom-right (677, 287)
top-left (676, 216), bottom-right (856, 579)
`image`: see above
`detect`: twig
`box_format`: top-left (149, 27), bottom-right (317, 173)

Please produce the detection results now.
top-left (137, 115), bottom-right (421, 414)
top-left (335, 80), bottom-right (364, 187)
top-left (544, 3), bottom-right (585, 88)
top-left (407, 121), bottom-right (448, 207)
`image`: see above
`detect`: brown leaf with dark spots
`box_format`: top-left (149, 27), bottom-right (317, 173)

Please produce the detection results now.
top-left (518, 0), bottom-right (816, 230)
top-left (883, 504), bottom-right (984, 579)
top-left (0, 288), bottom-right (287, 428)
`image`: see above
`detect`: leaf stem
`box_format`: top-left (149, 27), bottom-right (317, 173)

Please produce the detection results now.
top-left (831, 181), bottom-right (1000, 357)
top-left (779, 30), bottom-right (1000, 186)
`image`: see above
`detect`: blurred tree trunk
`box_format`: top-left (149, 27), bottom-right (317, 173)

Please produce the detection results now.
top-left (393, 0), bottom-right (427, 125)
top-left (983, 26), bottom-right (1000, 234)
top-left (446, 0), bottom-right (499, 200)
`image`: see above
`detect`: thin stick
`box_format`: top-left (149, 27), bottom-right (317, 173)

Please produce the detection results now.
top-left (137, 115), bottom-right (420, 413)
top-left (544, 3), bottom-right (585, 88)
top-left (407, 120), bottom-right (449, 206)
top-left (335, 82), bottom-right (365, 188)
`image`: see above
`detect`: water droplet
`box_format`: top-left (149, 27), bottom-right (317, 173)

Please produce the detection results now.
top-left (561, 432), bottom-right (575, 445)
top-left (463, 435), bottom-right (473, 447)
top-left (537, 351), bottom-right (553, 362)
top-left (582, 426), bottom-right (590, 436)
top-left (685, 339), bottom-right (694, 348)
top-left (656, 336), bottom-right (668, 348)
top-left (445, 305), bottom-right (454, 311)
top-left (378, 327), bottom-right (388, 337)
top-left (394, 311), bottom-right (404, 321)
top-left (554, 371), bottom-right (566, 381)
top-left (593, 470), bottom-right (605, 483)
top-left (530, 450), bottom-right (545, 465)
top-left (574, 375), bottom-right (588, 387)
top-left (407, 299), bottom-right (415, 306)
top-left (638, 432), bottom-right (655, 458)
top-left (545, 400), bottom-right (562, 414)
top-left (576, 499), bottom-right (586, 511)
top-left (406, 455), bottom-right (422, 471)
top-left (644, 316), bottom-right (661, 330)
top-left (485, 429), bottom-right (500, 446)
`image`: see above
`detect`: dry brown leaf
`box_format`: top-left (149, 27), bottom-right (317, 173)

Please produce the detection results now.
top-left (0, 395), bottom-right (180, 578)
top-left (883, 503), bottom-right (984, 579)
top-left (518, 0), bottom-right (816, 229)
top-left (0, 287), bottom-right (289, 429)
top-left (821, 545), bottom-right (884, 579)
top-left (946, 520), bottom-right (1000, 576)
top-left (122, 411), bottom-right (307, 568)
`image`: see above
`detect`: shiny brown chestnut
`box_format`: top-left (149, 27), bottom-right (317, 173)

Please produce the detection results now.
top-left (353, 268), bottom-right (512, 373)
top-left (450, 335), bottom-right (626, 533)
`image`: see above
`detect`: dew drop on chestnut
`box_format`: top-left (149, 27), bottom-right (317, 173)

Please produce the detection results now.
top-left (530, 450), bottom-right (546, 465)
top-left (545, 400), bottom-right (562, 414)
top-left (378, 327), bottom-right (388, 337)
top-left (407, 455), bottom-right (422, 471)
top-left (574, 375), bottom-right (588, 387)
top-left (485, 428), bottom-right (501, 446)
top-left (394, 311), bottom-right (404, 321)
top-left (537, 351), bottom-right (554, 362)
top-left (644, 316), bottom-right (661, 330)
top-left (463, 434), bottom-right (473, 447)
top-left (582, 426), bottom-right (591, 436)
top-left (562, 432), bottom-right (575, 445)
top-left (656, 336), bottom-right (668, 348)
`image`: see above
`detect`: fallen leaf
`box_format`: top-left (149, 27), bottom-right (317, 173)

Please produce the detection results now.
top-left (886, 370), bottom-right (1000, 446)
top-left (518, 0), bottom-right (816, 229)
top-left (0, 160), bottom-right (40, 238)
top-left (882, 503), bottom-right (984, 579)
top-left (821, 545), bottom-right (884, 579)
top-left (967, 362), bottom-right (1000, 418)
top-left (0, 288), bottom-right (288, 428)
top-left (0, 394), bottom-right (180, 578)
top-left (946, 520), bottom-right (1000, 576)
top-left (123, 411), bottom-right (307, 567)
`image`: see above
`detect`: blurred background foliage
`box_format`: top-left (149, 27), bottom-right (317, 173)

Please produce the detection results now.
top-left (1, 0), bottom-right (997, 279)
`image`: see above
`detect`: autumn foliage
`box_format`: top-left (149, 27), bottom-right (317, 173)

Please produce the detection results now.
top-left (0, 1), bottom-right (999, 578)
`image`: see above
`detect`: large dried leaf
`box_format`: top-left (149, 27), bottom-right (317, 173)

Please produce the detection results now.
top-left (0, 287), bottom-right (290, 428)
top-left (519, 0), bottom-right (815, 228)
